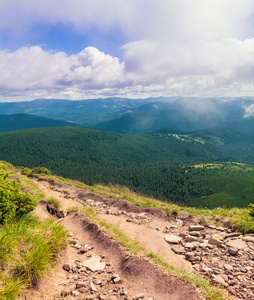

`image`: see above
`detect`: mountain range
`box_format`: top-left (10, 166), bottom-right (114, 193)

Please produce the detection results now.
top-left (0, 96), bottom-right (253, 135)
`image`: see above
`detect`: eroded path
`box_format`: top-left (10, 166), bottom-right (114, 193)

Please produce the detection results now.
top-left (28, 178), bottom-right (205, 300)
top-left (28, 177), bottom-right (254, 299)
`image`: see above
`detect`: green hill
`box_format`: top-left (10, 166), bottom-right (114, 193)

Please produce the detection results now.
top-left (0, 113), bottom-right (79, 132)
top-left (0, 126), bottom-right (253, 208)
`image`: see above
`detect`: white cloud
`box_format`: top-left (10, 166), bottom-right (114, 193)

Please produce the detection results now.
top-left (0, 0), bottom-right (253, 41)
top-left (0, 37), bottom-right (253, 100)
top-left (0, 46), bottom-right (125, 92)
top-left (0, 1), bottom-right (253, 99)
top-left (244, 104), bottom-right (254, 118)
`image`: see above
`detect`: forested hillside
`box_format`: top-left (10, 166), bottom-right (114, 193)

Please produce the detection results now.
top-left (0, 126), bottom-right (253, 208)
top-left (0, 114), bottom-right (78, 132)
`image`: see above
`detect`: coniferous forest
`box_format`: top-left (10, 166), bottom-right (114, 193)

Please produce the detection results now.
top-left (0, 126), bottom-right (253, 208)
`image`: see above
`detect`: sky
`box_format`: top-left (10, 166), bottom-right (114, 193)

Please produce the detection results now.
top-left (0, 0), bottom-right (253, 102)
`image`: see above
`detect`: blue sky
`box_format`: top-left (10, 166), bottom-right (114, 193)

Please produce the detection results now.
top-left (0, 0), bottom-right (253, 101)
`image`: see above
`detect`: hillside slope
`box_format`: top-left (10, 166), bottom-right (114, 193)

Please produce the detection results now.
top-left (0, 113), bottom-right (79, 132)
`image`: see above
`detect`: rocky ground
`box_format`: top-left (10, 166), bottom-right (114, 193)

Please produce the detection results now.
top-left (28, 178), bottom-right (254, 299)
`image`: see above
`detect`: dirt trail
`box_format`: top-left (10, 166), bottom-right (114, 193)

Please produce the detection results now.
top-left (27, 178), bottom-right (206, 300)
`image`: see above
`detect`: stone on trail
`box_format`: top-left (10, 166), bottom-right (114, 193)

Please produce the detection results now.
top-left (164, 235), bottom-right (182, 244)
top-left (227, 247), bottom-right (238, 256)
top-left (189, 225), bottom-right (205, 231)
top-left (226, 239), bottom-right (248, 250)
top-left (213, 275), bottom-right (228, 287)
top-left (171, 245), bottom-right (185, 254)
top-left (132, 293), bottom-right (145, 300)
top-left (82, 256), bottom-right (106, 272)
top-left (208, 237), bottom-right (222, 247)
top-left (185, 252), bottom-right (195, 261)
top-left (243, 236), bottom-right (254, 243)
top-left (62, 264), bottom-right (71, 272)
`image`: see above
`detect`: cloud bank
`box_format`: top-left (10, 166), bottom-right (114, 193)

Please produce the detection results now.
top-left (0, 0), bottom-right (253, 100)
top-left (244, 104), bottom-right (254, 118)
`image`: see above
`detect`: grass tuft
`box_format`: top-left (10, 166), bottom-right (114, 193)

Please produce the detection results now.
top-left (0, 214), bottom-right (68, 299)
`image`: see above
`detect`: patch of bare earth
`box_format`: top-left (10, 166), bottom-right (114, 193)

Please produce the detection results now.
top-left (25, 178), bottom-right (209, 299)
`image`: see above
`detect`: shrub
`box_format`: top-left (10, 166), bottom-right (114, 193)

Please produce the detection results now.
top-left (248, 203), bottom-right (254, 217)
top-left (27, 167), bottom-right (51, 177)
top-left (0, 170), bottom-right (36, 224)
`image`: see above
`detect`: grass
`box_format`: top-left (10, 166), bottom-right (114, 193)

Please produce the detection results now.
top-left (73, 206), bottom-right (232, 300)
top-left (46, 197), bottom-right (61, 209)
top-left (0, 214), bottom-right (68, 300)
top-left (35, 170), bottom-right (254, 233)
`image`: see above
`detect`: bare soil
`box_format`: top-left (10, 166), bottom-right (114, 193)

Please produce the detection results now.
top-left (26, 178), bottom-right (207, 300)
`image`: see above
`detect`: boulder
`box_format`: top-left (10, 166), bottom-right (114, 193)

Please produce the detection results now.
top-left (226, 239), bottom-right (248, 250)
top-left (164, 235), bottom-right (182, 244)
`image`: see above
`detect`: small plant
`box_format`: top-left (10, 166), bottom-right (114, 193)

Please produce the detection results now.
top-left (248, 203), bottom-right (254, 217)
top-left (47, 197), bottom-right (61, 209)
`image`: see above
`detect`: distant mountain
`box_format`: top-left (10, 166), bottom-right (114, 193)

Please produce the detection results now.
top-left (0, 97), bottom-right (253, 134)
top-left (0, 114), bottom-right (79, 132)
top-left (0, 97), bottom-right (174, 126)
top-left (95, 98), bottom-right (254, 135)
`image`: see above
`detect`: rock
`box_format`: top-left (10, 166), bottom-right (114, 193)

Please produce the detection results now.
top-left (78, 287), bottom-right (87, 293)
top-left (76, 281), bottom-right (86, 289)
top-left (178, 211), bottom-right (190, 220)
top-left (227, 247), bottom-right (238, 256)
top-left (185, 235), bottom-right (199, 243)
top-left (185, 242), bottom-right (197, 250)
top-left (218, 273), bottom-right (228, 282)
top-left (171, 245), bottom-right (185, 254)
top-left (213, 275), bottom-right (228, 287)
top-left (189, 225), bottom-right (205, 231)
top-left (185, 252), bottom-right (195, 261)
top-left (72, 291), bottom-right (80, 297)
top-left (228, 279), bottom-right (238, 286)
top-left (190, 231), bottom-right (201, 237)
top-left (47, 203), bottom-right (65, 218)
top-left (62, 264), bottom-right (71, 272)
top-left (82, 256), bottom-right (106, 272)
top-left (226, 239), bottom-right (248, 250)
top-left (164, 235), bottom-right (182, 244)
top-left (79, 244), bottom-right (89, 253)
top-left (202, 265), bottom-right (213, 273)
top-left (212, 233), bottom-right (226, 240)
top-left (112, 273), bottom-right (121, 283)
top-left (132, 293), bottom-right (145, 300)
top-left (243, 236), bottom-right (254, 243)
top-left (208, 237), bottom-right (222, 247)
top-left (225, 232), bottom-right (242, 239)
top-left (224, 264), bottom-right (234, 272)
top-left (61, 284), bottom-right (76, 296)
top-left (90, 281), bottom-right (98, 292)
